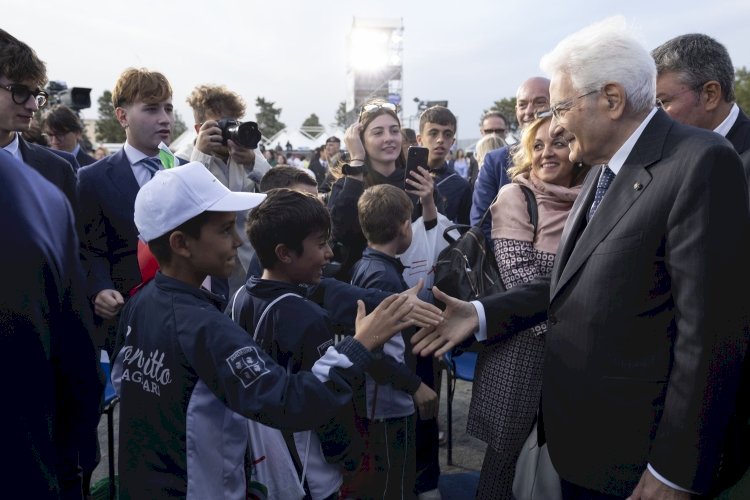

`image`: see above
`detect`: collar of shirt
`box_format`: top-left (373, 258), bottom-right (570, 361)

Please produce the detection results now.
top-left (713, 103), bottom-right (740, 137)
top-left (606, 107), bottom-right (658, 176)
top-left (72, 143), bottom-right (81, 157)
top-left (3, 133), bottom-right (22, 162)
top-left (362, 247), bottom-right (407, 274)
top-left (123, 141), bottom-right (153, 166)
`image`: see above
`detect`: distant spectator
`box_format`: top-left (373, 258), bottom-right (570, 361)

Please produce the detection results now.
top-left (42, 104), bottom-right (96, 167)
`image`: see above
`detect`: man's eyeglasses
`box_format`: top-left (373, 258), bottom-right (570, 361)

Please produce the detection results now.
top-left (359, 102), bottom-right (398, 120)
top-left (482, 128), bottom-right (506, 135)
top-left (655, 84), bottom-right (704, 110)
top-left (0, 83), bottom-right (48, 107)
top-left (549, 90), bottom-right (598, 120)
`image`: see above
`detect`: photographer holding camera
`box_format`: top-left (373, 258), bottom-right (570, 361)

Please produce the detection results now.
top-left (179, 84), bottom-right (271, 294)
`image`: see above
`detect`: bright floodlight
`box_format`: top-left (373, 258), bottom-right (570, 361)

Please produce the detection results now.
top-left (350, 28), bottom-right (390, 72)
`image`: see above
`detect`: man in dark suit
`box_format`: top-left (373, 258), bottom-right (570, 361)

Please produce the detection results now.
top-left (0, 151), bottom-right (102, 500)
top-left (652, 34), bottom-right (750, 158)
top-left (0, 30), bottom-right (77, 209)
top-left (78, 67), bottom-right (179, 347)
top-left (42, 104), bottom-right (96, 168)
top-left (413, 16), bottom-right (749, 499)
top-left (470, 78), bottom-right (549, 241)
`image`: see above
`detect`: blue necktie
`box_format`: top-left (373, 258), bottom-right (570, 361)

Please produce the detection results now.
top-left (587, 165), bottom-right (615, 221)
top-left (139, 157), bottom-right (162, 178)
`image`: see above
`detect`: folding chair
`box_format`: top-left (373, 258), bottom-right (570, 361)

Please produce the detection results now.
top-left (100, 352), bottom-right (119, 500)
top-left (442, 350), bottom-right (477, 466)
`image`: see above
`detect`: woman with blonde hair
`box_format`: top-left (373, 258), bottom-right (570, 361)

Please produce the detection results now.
top-left (466, 114), bottom-right (590, 499)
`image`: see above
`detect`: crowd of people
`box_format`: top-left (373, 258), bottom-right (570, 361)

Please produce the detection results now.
top-left (3, 14), bottom-right (750, 500)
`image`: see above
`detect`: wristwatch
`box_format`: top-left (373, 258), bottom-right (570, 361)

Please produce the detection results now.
top-left (342, 163), bottom-right (364, 176)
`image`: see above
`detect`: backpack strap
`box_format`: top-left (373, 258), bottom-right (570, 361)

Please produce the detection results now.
top-left (518, 184), bottom-right (539, 236)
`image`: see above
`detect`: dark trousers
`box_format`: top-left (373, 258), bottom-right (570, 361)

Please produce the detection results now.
top-left (414, 355), bottom-right (440, 494)
top-left (561, 480), bottom-right (627, 500)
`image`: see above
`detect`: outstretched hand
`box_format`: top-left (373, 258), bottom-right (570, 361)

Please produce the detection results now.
top-left (400, 279), bottom-right (443, 327)
top-left (354, 294), bottom-right (415, 351)
top-left (411, 286), bottom-right (479, 358)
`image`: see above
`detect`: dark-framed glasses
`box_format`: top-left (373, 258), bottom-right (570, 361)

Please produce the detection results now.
top-left (359, 102), bottom-right (398, 120)
top-left (549, 90), bottom-right (598, 120)
top-left (482, 128), bottom-right (507, 135)
top-left (0, 83), bottom-right (48, 107)
top-left (655, 84), bottom-right (704, 109)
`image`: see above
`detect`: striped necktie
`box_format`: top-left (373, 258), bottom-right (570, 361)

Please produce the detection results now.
top-left (587, 165), bottom-right (615, 222)
top-left (139, 157), bottom-right (162, 178)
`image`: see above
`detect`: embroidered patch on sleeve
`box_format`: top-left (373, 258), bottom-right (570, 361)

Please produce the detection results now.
top-left (227, 346), bottom-right (270, 388)
top-left (316, 339), bottom-right (335, 358)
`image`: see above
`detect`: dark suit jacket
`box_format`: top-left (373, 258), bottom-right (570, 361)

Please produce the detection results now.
top-left (0, 152), bottom-right (102, 500)
top-left (78, 149), bottom-right (143, 300)
top-left (76, 148), bottom-right (96, 168)
top-left (19, 136), bottom-right (77, 214)
top-left (480, 110), bottom-right (750, 495)
top-left (727, 108), bottom-right (750, 155)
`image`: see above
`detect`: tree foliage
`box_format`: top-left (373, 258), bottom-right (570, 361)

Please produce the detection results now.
top-left (173, 110), bottom-right (188, 140)
top-left (302, 113), bottom-right (321, 127)
top-left (735, 66), bottom-right (750, 114)
top-left (335, 101), bottom-right (348, 128)
top-left (95, 90), bottom-right (125, 143)
top-left (485, 97), bottom-right (518, 132)
top-left (255, 97), bottom-right (285, 138)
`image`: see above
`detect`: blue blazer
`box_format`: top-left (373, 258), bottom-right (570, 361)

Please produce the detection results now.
top-left (78, 148), bottom-right (142, 299)
top-left (19, 136), bottom-right (77, 215)
top-left (469, 145), bottom-right (511, 241)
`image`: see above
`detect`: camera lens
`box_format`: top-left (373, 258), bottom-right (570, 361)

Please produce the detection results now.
top-left (234, 122), bottom-right (262, 149)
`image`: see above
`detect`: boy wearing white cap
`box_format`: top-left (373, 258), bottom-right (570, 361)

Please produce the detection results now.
top-left (111, 162), bottom-right (436, 499)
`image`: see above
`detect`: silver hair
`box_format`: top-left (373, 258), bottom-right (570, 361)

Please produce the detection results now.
top-left (540, 16), bottom-right (656, 114)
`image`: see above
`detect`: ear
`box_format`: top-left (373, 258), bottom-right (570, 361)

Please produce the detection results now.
top-left (400, 218), bottom-right (411, 237)
top-left (416, 134), bottom-right (424, 146)
top-left (274, 243), bottom-right (294, 264)
top-left (169, 231), bottom-right (192, 258)
top-left (115, 106), bottom-right (129, 129)
top-left (701, 81), bottom-right (722, 111)
top-left (602, 83), bottom-right (626, 119)
top-left (194, 123), bottom-right (202, 134)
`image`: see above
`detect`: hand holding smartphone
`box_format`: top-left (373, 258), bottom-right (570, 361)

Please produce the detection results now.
top-left (405, 146), bottom-right (429, 189)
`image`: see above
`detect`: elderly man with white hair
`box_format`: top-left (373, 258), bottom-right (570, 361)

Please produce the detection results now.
top-left (412, 16), bottom-right (750, 500)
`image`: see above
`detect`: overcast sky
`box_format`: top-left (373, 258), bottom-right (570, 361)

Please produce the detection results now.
top-left (7, 0), bottom-right (750, 140)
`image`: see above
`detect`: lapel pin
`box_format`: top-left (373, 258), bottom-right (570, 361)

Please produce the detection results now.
top-left (633, 182), bottom-right (642, 191)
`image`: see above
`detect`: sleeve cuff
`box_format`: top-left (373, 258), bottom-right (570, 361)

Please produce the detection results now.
top-left (334, 336), bottom-right (372, 368)
top-left (470, 300), bottom-right (487, 341)
top-left (646, 464), bottom-right (696, 494)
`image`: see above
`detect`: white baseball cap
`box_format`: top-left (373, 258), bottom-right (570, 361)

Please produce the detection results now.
top-left (134, 162), bottom-right (266, 242)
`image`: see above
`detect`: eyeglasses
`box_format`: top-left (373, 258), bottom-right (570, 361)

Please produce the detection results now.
top-left (549, 90), bottom-right (598, 120)
top-left (0, 83), bottom-right (48, 107)
top-left (655, 84), bottom-right (703, 110)
top-left (482, 128), bottom-right (506, 135)
top-left (359, 102), bottom-right (398, 120)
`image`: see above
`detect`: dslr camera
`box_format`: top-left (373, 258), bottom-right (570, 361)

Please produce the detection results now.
top-left (216, 119), bottom-right (262, 149)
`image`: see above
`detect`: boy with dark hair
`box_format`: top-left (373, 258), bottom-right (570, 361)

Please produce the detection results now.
top-left (42, 104), bottom-right (96, 167)
top-left (347, 184), bottom-right (439, 499)
top-left (112, 162), bottom-right (421, 499)
top-left (260, 164), bottom-right (318, 194)
top-left (418, 105), bottom-right (472, 225)
top-left (243, 189), bottom-right (346, 499)
top-left (0, 29), bottom-right (77, 210)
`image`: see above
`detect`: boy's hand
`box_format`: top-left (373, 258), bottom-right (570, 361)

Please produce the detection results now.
top-left (413, 382), bottom-right (438, 420)
top-left (400, 279), bottom-right (442, 327)
top-left (406, 166), bottom-right (437, 222)
top-left (94, 289), bottom-right (125, 319)
top-left (411, 286), bottom-right (478, 357)
top-left (354, 295), bottom-right (414, 351)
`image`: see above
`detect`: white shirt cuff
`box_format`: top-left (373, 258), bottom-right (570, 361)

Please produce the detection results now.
top-left (647, 464), bottom-right (695, 494)
top-left (470, 300), bottom-right (487, 341)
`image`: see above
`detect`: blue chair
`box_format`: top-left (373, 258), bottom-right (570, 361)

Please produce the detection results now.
top-left (100, 357), bottom-right (119, 500)
top-left (443, 350), bottom-right (477, 466)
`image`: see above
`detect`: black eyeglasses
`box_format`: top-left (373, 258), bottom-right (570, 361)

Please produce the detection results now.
top-left (549, 90), bottom-right (598, 120)
top-left (655, 83), bottom-right (704, 110)
top-left (482, 128), bottom-right (506, 135)
top-left (359, 102), bottom-right (398, 120)
top-left (0, 83), bottom-right (48, 107)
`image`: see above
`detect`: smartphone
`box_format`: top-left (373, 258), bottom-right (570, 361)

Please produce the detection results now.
top-left (405, 146), bottom-right (429, 189)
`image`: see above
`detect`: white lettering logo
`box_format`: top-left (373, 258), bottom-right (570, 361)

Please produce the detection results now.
top-left (118, 346), bottom-right (172, 396)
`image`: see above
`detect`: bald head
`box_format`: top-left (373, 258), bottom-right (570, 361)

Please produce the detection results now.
top-left (515, 77), bottom-right (550, 128)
